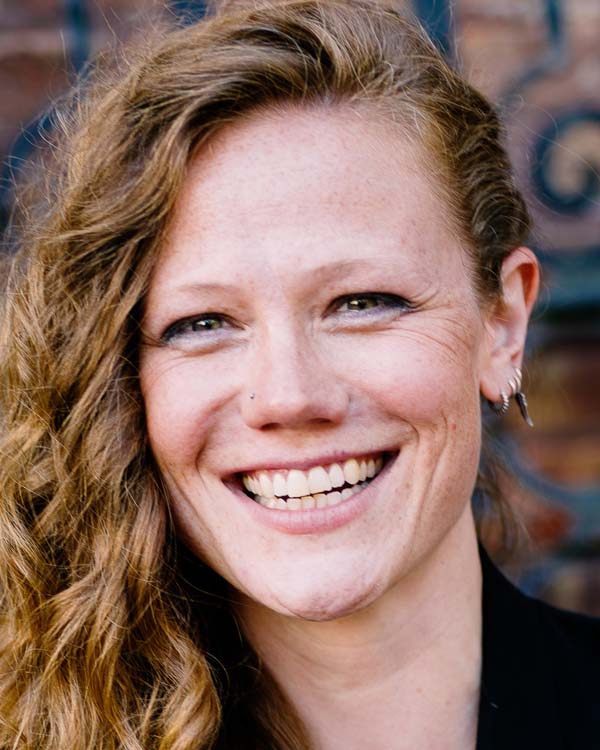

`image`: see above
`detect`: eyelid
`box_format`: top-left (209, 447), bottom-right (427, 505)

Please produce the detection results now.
top-left (330, 292), bottom-right (414, 313)
top-left (160, 312), bottom-right (232, 344)
top-left (152, 293), bottom-right (413, 347)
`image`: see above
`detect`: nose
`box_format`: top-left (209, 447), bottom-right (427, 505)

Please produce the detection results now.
top-left (240, 325), bottom-right (349, 431)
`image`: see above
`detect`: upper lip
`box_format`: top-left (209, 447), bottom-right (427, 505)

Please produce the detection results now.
top-left (224, 448), bottom-right (396, 479)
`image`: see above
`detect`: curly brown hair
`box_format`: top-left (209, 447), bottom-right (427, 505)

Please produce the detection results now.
top-left (0, 1), bottom-right (530, 747)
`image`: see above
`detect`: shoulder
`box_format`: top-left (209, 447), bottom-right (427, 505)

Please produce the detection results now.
top-left (482, 546), bottom-right (600, 674)
top-left (529, 592), bottom-right (600, 665)
top-left (478, 547), bottom-right (600, 749)
top-left (480, 545), bottom-right (600, 650)
top-left (486, 552), bottom-right (600, 674)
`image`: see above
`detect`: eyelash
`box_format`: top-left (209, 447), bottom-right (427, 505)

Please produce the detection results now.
top-left (331, 292), bottom-right (412, 316)
top-left (161, 314), bottom-right (231, 343)
top-left (160, 293), bottom-right (413, 345)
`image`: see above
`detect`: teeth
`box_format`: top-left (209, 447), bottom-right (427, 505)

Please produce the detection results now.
top-left (327, 490), bottom-right (342, 506)
top-left (254, 483), bottom-right (371, 511)
top-left (308, 466), bottom-right (332, 494)
top-left (328, 463), bottom-right (345, 488)
top-left (258, 472), bottom-right (273, 498)
top-left (287, 469), bottom-right (311, 498)
top-left (315, 493), bottom-right (328, 508)
top-left (242, 453), bottom-right (387, 506)
top-left (273, 472), bottom-right (287, 496)
top-left (342, 458), bottom-right (360, 485)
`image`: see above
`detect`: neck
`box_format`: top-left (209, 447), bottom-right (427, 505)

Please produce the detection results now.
top-left (236, 507), bottom-right (482, 750)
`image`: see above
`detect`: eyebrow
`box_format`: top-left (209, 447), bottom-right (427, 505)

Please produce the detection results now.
top-left (169, 258), bottom-right (405, 296)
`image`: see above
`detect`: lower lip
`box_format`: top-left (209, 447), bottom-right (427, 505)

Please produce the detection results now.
top-left (228, 456), bottom-right (396, 535)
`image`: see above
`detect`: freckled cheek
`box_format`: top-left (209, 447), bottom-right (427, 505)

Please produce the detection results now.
top-left (140, 358), bottom-right (229, 468)
top-left (329, 335), bottom-right (479, 424)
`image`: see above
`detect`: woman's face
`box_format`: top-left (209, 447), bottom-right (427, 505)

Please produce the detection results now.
top-left (140, 107), bottom-right (493, 621)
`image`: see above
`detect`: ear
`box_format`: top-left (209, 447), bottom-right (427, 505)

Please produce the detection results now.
top-left (479, 247), bottom-right (540, 402)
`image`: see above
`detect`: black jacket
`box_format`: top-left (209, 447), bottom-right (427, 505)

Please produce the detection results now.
top-left (477, 548), bottom-right (600, 749)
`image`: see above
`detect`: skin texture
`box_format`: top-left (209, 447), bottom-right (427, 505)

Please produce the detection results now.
top-left (140, 106), bottom-right (538, 749)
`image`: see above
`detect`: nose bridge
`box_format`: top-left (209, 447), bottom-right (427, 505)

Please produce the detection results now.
top-left (241, 317), bottom-right (347, 429)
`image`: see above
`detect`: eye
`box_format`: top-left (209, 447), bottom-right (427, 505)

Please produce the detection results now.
top-left (332, 293), bottom-right (413, 316)
top-left (161, 313), bottom-right (233, 348)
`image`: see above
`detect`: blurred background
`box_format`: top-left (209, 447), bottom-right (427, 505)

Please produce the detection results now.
top-left (1, 0), bottom-right (599, 613)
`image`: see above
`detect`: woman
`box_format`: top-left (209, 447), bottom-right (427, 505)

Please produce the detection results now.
top-left (1, 1), bottom-right (598, 748)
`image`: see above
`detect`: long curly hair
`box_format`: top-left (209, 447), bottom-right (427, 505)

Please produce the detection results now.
top-left (0, 1), bottom-right (531, 747)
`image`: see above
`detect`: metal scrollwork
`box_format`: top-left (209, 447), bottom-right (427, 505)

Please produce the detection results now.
top-left (532, 108), bottom-right (600, 216)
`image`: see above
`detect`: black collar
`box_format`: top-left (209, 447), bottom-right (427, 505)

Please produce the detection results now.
top-left (477, 547), bottom-right (564, 749)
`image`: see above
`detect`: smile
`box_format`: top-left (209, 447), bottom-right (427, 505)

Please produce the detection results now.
top-left (241, 453), bottom-right (386, 510)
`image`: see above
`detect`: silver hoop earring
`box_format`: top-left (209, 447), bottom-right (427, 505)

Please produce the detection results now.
top-left (487, 368), bottom-right (534, 427)
top-left (514, 367), bottom-right (523, 391)
top-left (489, 390), bottom-right (509, 416)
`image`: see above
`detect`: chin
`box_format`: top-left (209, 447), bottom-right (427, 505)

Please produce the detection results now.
top-left (251, 572), bottom-right (386, 622)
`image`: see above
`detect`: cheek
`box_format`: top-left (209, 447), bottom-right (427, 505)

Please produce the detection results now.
top-left (140, 356), bottom-right (229, 469)
top-left (330, 323), bottom-right (482, 424)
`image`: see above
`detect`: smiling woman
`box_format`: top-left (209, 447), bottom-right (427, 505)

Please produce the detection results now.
top-left (1, 1), bottom-right (599, 749)
top-left (140, 108), bottom-right (490, 622)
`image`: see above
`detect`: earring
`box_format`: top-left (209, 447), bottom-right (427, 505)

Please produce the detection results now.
top-left (507, 369), bottom-right (521, 399)
top-left (489, 390), bottom-right (510, 415)
top-left (512, 368), bottom-right (534, 427)
top-left (249, 392), bottom-right (256, 400)
top-left (488, 367), bottom-right (534, 427)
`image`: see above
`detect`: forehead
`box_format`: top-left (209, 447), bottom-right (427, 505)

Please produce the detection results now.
top-left (156, 105), bottom-right (473, 292)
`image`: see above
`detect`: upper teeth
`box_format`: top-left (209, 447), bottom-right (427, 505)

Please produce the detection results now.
top-left (242, 455), bottom-right (384, 499)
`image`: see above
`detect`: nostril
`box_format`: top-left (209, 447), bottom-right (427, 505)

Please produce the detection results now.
top-left (259, 416), bottom-right (333, 431)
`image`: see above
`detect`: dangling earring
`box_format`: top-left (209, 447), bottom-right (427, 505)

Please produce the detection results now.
top-left (488, 367), bottom-right (534, 427)
top-left (512, 367), bottom-right (534, 427)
